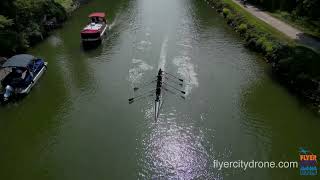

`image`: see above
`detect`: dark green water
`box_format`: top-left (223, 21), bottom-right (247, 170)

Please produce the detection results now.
top-left (0, 0), bottom-right (319, 179)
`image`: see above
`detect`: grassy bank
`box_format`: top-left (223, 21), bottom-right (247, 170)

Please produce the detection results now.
top-left (221, 0), bottom-right (293, 44)
top-left (206, 0), bottom-right (320, 107)
top-left (245, 0), bottom-right (320, 37)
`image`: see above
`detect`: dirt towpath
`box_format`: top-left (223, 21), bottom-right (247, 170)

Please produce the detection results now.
top-left (232, 0), bottom-right (320, 51)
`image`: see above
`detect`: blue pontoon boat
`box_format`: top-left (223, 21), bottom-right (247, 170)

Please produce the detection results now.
top-left (0, 54), bottom-right (48, 103)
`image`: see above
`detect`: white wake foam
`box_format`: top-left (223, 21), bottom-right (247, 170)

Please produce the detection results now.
top-left (173, 56), bottom-right (198, 95)
top-left (158, 36), bottom-right (169, 70)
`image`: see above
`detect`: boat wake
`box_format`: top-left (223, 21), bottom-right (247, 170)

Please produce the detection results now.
top-left (158, 36), bottom-right (169, 70)
top-left (173, 56), bottom-right (198, 95)
top-left (129, 59), bottom-right (154, 85)
top-left (108, 14), bottom-right (119, 30)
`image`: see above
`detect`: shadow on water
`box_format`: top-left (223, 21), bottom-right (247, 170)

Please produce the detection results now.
top-left (82, 41), bottom-right (102, 51)
top-left (240, 68), bottom-right (320, 179)
top-left (82, 43), bottom-right (104, 57)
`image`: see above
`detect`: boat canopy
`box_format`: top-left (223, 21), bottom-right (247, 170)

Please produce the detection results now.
top-left (88, 12), bottom-right (106, 18)
top-left (2, 54), bottom-right (35, 68)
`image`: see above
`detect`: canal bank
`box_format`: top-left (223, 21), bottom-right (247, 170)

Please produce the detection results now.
top-left (0, 0), bottom-right (319, 179)
top-left (205, 0), bottom-right (320, 111)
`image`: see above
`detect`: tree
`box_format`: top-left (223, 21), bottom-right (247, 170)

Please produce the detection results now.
top-left (0, 15), bottom-right (13, 29)
top-left (296, 0), bottom-right (320, 19)
top-left (247, 0), bottom-right (296, 11)
top-left (0, 0), bottom-right (67, 55)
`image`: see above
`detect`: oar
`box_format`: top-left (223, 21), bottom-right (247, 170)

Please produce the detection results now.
top-left (164, 76), bottom-right (183, 86)
top-left (163, 82), bottom-right (186, 94)
top-left (129, 90), bottom-right (155, 103)
top-left (133, 79), bottom-right (156, 91)
top-left (162, 86), bottom-right (185, 99)
top-left (129, 93), bottom-right (154, 104)
top-left (164, 72), bottom-right (184, 82)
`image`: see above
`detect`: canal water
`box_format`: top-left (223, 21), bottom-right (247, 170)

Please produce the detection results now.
top-left (0, 0), bottom-right (319, 179)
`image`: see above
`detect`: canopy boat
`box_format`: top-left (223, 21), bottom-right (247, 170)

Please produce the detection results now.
top-left (0, 54), bottom-right (48, 103)
top-left (129, 69), bottom-right (186, 121)
top-left (0, 57), bottom-right (6, 65)
top-left (81, 12), bottom-right (108, 44)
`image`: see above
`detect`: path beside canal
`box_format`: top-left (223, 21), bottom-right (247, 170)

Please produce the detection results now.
top-left (232, 0), bottom-right (320, 51)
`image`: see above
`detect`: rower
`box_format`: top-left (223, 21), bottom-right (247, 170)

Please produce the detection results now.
top-left (155, 69), bottom-right (163, 102)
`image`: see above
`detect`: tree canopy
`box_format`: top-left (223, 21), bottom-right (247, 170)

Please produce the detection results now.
top-left (247, 0), bottom-right (320, 19)
top-left (0, 0), bottom-right (68, 55)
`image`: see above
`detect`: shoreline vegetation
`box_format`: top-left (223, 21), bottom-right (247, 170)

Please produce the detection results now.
top-left (246, 0), bottom-right (320, 39)
top-left (205, 0), bottom-right (320, 110)
top-left (0, 0), bottom-right (80, 57)
top-left (269, 11), bottom-right (320, 40)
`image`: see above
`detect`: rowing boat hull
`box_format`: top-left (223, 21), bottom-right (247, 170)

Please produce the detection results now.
top-left (154, 97), bottom-right (163, 121)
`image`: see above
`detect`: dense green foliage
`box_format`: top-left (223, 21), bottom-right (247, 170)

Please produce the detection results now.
top-left (55, 0), bottom-right (73, 9)
top-left (271, 10), bottom-right (320, 38)
top-left (208, 0), bottom-right (320, 104)
top-left (247, 0), bottom-right (320, 38)
top-left (0, 0), bottom-right (68, 55)
top-left (247, 0), bottom-right (320, 20)
top-left (247, 0), bottom-right (295, 12)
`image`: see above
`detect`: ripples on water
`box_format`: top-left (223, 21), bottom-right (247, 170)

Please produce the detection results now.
top-left (138, 108), bottom-right (221, 179)
top-left (128, 0), bottom-right (218, 178)
top-left (173, 56), bottom-right (198, 96)
top-left (129, 58), bottom-right (154, 84)
top-left (127, 0), bottom-right (269, 178)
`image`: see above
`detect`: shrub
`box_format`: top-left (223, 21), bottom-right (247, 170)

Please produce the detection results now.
top-left (226, 12), bottom-right (236, 24)
top-left (262, 41), bottom-right (274, 53)
top-left (233, 14), bottom-right (246, 26)
top-left (222, 8), bottom-right (230, 17)
top-left (256, 36), bottom-right (267, 47)
top-left (238, 23), bottom-right (248, 34)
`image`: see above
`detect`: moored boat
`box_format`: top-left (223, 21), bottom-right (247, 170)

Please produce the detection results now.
top-left (80, 12), bottom-right (108, 44)
top-left (0, 54), bottom-right (48, 103)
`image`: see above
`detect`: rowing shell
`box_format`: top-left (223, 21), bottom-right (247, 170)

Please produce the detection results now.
top-left (154, 95), bottom-right (163, 121)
